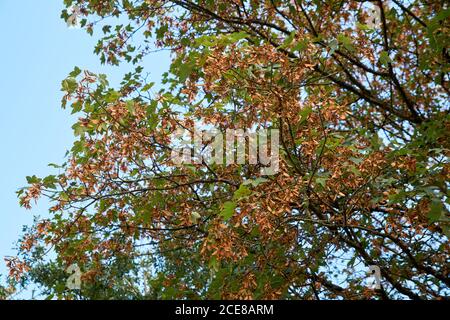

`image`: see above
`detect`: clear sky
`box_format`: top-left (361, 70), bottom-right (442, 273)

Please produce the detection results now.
top-left (0, 0), bottom-right (169, 297)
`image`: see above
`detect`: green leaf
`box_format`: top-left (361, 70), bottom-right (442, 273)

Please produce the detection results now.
top-left (61, 77), bottom-right (78, 93)
top-left (69, 66), bottom-right (82, 78)
top-left (328, 39), bottom-right (339, 55)
top-left (279, 31), bottom-right (296, 49)
top-left (292, 39), bottom-right (309, 52)
top-left (43, 175), bottom-right (58, 188)
top-left (143, 210), bottom-right (152, 224)
top-left (443, 225), bottom-right (450, 239)
top-left (349, 157), bottom-right (363, 165)
top-left (242, 177), bottom-right (268, 187)
top-left (316, 176), bottom-right (328, 188)
top-left (72, 123), bottom-right (87, 136)
top-left (97, 74), bottom-right (109, 87)
top-left (156, 24), bottom-right (168, 39)
top-left (60, 192), bottom-right (70, 202)
top-left (337, 34), bottom-right (355, 52)
top-left (72, 140), bottom-right (85, 154)
top-left (431, 8), bottom-right (450, 23)
top-left (190, 211), bottom-right (201, 224)
top-left (26, 175), bottom-right (40, 184)
top-left (105, 90), bottom-right (121, 103)
top-left (209, 256), bottom-right (219, 272)
top-left (298, 106), bottom-right (313, 123)
top-left (71, 100), bottom-right (83, 114)
top-left (233, 185), bottom-right (251, 200)
top-left (227, 31), bottom-right (249, 43)
top-left (142, 82), bottom-right (155, 92)
top-left (428, 199), bottom-right (444, 223)
top-left (126, 100), bottom-right (135, 114)
top-left (195, 35), bottom-right (217, 47)
top-left (55, 282), bottom-right (66, 294)
top-left (45, 294), bottom-right (55, 300)
top-left (379, 51), bottom-right (391, 66)
top-left (173, 57), bottom-right (196, 82)
top-left (48, 163), bottom-right (62, 168)
top-left (220, 201), bottom-right (236, 221)
top-left (356, 22), bottom-right (371, 31)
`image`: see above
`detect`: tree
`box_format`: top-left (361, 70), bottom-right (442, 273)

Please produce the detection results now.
top-left (9, 0), bottom-right (449, 299)
top-left (0, 283), bottom-right (9, 300)
top-left (0, 274), bottom-right (16, 300)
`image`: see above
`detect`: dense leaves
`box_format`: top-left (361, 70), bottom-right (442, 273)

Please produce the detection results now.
top-left (8, 0), bottom-right (450, 299)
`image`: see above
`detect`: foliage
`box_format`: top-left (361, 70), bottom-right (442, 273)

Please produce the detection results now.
top-left (8, 0), bottom-right (450, 299)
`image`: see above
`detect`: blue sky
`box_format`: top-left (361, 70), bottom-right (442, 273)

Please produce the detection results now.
top-left (0, 0), bottom-right (169, 296)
